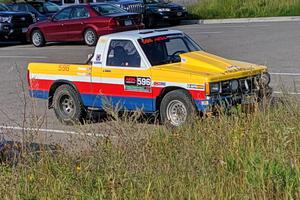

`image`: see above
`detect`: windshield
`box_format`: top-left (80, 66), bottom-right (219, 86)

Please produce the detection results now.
top-left (0, 4), bottom-right (9, 11)
top-left (139, 34), bottom-right (202, 66)
top-left (30, 2), bottom-right (60, 14)
top-left (92, 4), bottom-right (125, 15)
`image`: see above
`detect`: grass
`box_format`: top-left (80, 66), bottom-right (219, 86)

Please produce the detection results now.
top-left (0, 98), bottom-right (299, 199)
top-left (188, 0), bottom-right (300, 19)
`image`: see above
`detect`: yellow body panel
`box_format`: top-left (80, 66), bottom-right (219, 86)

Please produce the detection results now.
top-left (28, 51), bottom-right (267, 85)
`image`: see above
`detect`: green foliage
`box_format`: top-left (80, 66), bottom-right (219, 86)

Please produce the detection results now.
top-left (188, 0), bottom-right (300, 19)
top-left (0, 100), bottom-right (300, 199)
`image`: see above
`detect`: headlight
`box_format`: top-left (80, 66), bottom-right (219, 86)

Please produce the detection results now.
top-left (0, 16), bottom-right (12, 23)
top-left (182, 6), bottom-right (186, 10)
top-left (230, 80), bottom-right (239, 92)
top-left (158, 8), bottom-right (171, 12)
top-left (210, 83), bottom-right (220, 94)
top-left (260, 72), bottom-right (271, 86)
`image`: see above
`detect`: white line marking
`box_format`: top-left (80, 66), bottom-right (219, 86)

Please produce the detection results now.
top-left (270, 72), bottom-right (300, 76)
top-left (0, 55), bottom-right (47, 59)
top-left (273, 91), bottom-right (300, 95)
top-left (0, 126), bottom-right (105, 137)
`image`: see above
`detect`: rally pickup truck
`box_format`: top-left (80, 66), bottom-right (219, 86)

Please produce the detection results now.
top-left (27, 29), bottom-right (272, 126)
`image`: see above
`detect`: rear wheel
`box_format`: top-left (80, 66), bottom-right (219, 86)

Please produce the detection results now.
top-left (160, 89), bottom-right (196, 126)
top-left (31, 29), bottom-right (45, 47)
top-left (84, 28), bottom-right (98, 46)
top-left (53, 85), bottom-right (86, 125)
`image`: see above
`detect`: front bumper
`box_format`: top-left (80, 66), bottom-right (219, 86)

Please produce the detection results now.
top-left (195, 87), bottom-right (273, 113)
top-left (152, 11), bottom-right (188, 21)
top-left (0, 22), bottom-right (27, 39)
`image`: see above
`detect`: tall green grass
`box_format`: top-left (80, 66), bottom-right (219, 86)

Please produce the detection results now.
top-left (0, 100), bottom-right (300, 199)
top-left (188, 0), bottom-right (300, 19)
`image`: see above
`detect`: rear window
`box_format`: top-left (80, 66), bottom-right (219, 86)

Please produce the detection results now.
top-left (92, 4), bottom-right (125, 15)
top-left (29, 2), bottom-right (59, 13)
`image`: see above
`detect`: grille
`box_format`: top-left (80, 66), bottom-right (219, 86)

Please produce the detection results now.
top-left (120, 3), bottom-right (144, 14)
top-left (11, 15), bottom-right (33, 28)
top-left (213, 76), bottom-right (259, 96)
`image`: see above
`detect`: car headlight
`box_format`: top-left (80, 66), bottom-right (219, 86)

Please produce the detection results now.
top-left (182, 6), bottom-right (186, 10)
top-left (230, 80), bottom-right (239, 92)
top-left (158, 8), bottom-right (171, 12)
top-left (0, 16), bottom-right (12, 23)
top-left (210, 83), bottom-right (220, 94)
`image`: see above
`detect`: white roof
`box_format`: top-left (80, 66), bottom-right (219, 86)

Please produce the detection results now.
top-left (102, 29), bottom-right (184, 40)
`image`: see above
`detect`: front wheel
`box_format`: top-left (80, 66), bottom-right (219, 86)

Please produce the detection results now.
top-left (31, 30), bottom-right (45, 47)
top-left (53, 85), bottom-right (86, 125)
top-left (84, 28), bottom-right (98, 46)
top-left (160, 89), bottom-right (196, 127)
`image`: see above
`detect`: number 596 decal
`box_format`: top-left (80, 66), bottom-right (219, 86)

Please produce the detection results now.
top-left (137, 77), bottom-right (151, 86)
top-left (124, 76), bottom-right (151, 92)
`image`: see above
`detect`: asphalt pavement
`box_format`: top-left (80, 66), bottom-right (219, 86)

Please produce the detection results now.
top-left (0, 21), bottom-right (299, 145)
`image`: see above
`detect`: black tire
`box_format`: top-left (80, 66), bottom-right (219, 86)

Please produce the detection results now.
top-left (53, 84), bottom-right (86, 125)
top-left (170, 20), bottom-right (180, 26)
top-left (31, 29), bottom-right (45, 47)
top-left (84, 28), bottom-right (98, 46)
top-left (160, 89), bottom-right (196, 126)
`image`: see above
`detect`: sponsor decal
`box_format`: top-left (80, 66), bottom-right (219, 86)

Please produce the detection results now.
top-left (96, 54), bottom-right (101, 61)
top-left (187, 84), bottom-right (205, 90)
top-left (226, 65), bottom-right (241, 72)
top-left (124, 76), bottom-right (151, 92)
top-left (153, 81), bottom-right (166, 86)
top-left (141, 36), bottom-right (169, 44)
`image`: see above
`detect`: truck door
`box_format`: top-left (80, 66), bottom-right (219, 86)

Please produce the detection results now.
top-left (92, 39), bottom-right (154, 112)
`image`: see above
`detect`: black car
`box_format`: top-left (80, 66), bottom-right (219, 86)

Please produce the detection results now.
top-left (96, 0), bottom-right (187, 27)
top-left (7, 1), bottom-right (60, 22)
top-left (0, 3), bottom-right (34, 41)
top-left (142, 0), bottom-right (187, 27)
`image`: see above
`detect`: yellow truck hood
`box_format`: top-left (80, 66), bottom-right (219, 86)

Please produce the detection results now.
top-left (153, 51), bottom-right (267, 82)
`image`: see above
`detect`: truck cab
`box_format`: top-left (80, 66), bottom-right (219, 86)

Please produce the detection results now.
top-left (28, 29), bottom-right (272, 126)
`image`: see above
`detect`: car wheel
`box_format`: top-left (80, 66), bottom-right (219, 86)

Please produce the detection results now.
top-left (160, 89), bottom-right (196, 127)
top-left (53, 84), bottom-right (86, 125)
top-left (84, 28), bottom-right (98, 46)
top-left (31, 30), bottom-right (45, 47)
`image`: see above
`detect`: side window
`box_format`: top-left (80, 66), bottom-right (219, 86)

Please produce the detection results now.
top-left (71, 7), bottom-right (89, 19)
top-left (106, 40), bottom-right (141, 68)
top-left (54, 7), bottom-right (72, 21)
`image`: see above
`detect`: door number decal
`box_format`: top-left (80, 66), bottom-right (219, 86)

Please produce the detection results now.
top-left (124, 76), bottom-right (151, 92)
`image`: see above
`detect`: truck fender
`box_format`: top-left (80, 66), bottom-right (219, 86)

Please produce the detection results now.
top-left (48, 80), bottom-right (82, 109)
top-left (155, 86), bottom-right (193, 111)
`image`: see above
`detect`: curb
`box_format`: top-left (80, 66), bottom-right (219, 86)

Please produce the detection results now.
top-left (181, 16), bottom-right (300, 25)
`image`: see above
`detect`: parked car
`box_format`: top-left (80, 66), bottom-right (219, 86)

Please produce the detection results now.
top-left (7, 1), bottom-right (61, 22)
top-left (76, 0), bottom-right (187, 27)
top-left (142, 0), bottom-right (187, 27)
top-left (27, 3), bottom-right (144, 47)
top-left (50, 0), bottom-right (145, 14)
top-left (0, 3), bottom-right (34, 41)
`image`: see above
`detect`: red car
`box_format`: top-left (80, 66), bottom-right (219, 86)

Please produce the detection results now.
top-left (27, 3), bottom-right (144, 47)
